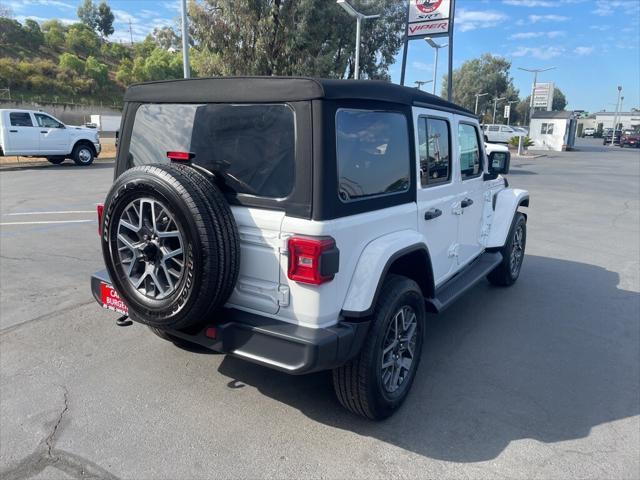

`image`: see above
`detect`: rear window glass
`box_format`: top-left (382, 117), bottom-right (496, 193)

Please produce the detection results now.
top-left (336, 109), bottom-right (410, 202)
top-left (128, 103), bottom-right (295, 198)
top-left (10, 112), bottom-right (32, 127)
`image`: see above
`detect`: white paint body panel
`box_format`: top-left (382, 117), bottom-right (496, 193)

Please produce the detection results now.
top-left (486, 188), bottom-right (529, 248)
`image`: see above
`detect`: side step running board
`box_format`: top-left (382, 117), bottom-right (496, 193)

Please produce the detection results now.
top-left (426, 251), bottom-right (503, 313)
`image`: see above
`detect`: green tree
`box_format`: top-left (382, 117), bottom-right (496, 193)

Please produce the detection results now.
top-left (65, 23), bottom-right (99, 57)
top-left (85, 55), bottom-right (108, 85)
top-left (96, 1), bottom-right (114, 37)
top-left (442, 54), bottom-right (520, 122)
top-left (0, 17), bottom-right (25, 45)
top-left (59, 52), bottom-right (85, 74)
top-left (101, 41), bottom-right (130, 60)
top-left (23, 19), bottom-right (44, 47)
top-left (141, 48), bottom-right (182, 81)
top-left (42, 19), bottom-right (67, 49)
top-left (77, 0), bottom-right (99, 30)
top-left (115, 58), bottom-right (134, 85)
top-left (134, 35), bottom-right (157, 59)
top-left (189, 0), bottom-right (405, 79)
top-left (152, 26), bottom-right (180, 50)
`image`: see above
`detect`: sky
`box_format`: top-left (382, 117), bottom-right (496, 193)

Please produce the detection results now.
top-left (3, 0), bottom-right (639, 113)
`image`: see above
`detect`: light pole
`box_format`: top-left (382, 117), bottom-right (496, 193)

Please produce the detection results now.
top-left (337, 0), bottom-right (380, 80)
top-left (181, 0), bottom-right (190, 78)
top-left (492, 97), bottom-right (506, 124)
top-left (475, 92), bottom-right (488, 116)
top-left (505, 100), bottom-right (518, 125)
top-left (414, 80), bottom-right (432, 91)
top-left (424, 37), bottom-right (448, 96)
top-left (518, 66), bottom-right (556, 125)
top-left (612, 86), bottom-right (622, 146)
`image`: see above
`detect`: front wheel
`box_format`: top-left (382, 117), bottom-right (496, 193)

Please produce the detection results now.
top-left (333, 275), bottom-right (425, 420)
top-left (72, 143), bottom-right (94, 166)
top-left (487, 212), bottom-right (527, 286)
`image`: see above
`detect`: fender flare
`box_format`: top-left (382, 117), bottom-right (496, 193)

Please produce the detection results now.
top-left (341, 230), bottom-right (434, 318)
top-left (486, 188), bottom-right (529, 248)
top-left (71, 139), bottom-right (96, 156)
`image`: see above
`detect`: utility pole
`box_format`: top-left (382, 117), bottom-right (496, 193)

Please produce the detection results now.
top-left (424, 37), bottom-right (447, 96)
top-left (128, 19), bottom-right (133, 46)
top-left (492, 97), bottom-right (506, 124)
top-left (181, 0), bottom-right (191, 78)
top-left (475, 92), bottom-right (488, 116)
top-left (518, 66), bottom-right (556, 127)
top-left (337, 0), bottom-right (380, 80)
top-left (612, 86), bottom-right (622, 146)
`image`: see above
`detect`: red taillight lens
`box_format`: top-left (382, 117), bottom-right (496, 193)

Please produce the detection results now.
top-left (97, 203), bottom-right (104, 236)
top-left (167, 151), bottom-right (195, 161)
top-left (287, 236), bottom-right (339, 285)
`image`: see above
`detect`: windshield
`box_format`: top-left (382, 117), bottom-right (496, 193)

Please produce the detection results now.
top-left (127, 103), bottom-right (295, 198)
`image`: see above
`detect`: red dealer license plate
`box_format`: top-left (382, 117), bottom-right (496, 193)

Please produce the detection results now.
top-left (101, 282), bottom-right (129, 315)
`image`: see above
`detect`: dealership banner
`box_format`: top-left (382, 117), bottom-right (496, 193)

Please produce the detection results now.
top-left (407, 0), bottom-right (452, 38)
top-left (533, 82), bottom-right (554, 111)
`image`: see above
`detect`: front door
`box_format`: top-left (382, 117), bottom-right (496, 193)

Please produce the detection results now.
top-left (414, 109), bottom-right (459, 286)
top-left (34, 113), bottom-right (68, 154)
top-left (455, 119), bottom-right (487, 268)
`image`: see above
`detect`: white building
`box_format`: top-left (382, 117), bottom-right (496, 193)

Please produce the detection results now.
top-left (594, 111), bottom-right (640, 131)
top-left (529, 111), bottom-right (577, 151)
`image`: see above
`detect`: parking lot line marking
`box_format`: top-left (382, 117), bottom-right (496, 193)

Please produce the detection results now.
top-left (4, 210), bottom-right (96, 216)
top-left (0, 220), bottom-right (94, 226)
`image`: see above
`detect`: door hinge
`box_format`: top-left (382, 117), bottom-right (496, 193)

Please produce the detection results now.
top-left (277, 285), bottom-right (290, 307)
top-left (448, 244), bottom-right (460, 258)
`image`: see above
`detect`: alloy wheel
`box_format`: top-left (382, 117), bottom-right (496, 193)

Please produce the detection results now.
top-left (381, 305), bottom-right (418, 393)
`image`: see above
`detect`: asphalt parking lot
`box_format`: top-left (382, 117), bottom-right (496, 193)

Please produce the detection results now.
top-left (1, 138), bottom-right (639, 479)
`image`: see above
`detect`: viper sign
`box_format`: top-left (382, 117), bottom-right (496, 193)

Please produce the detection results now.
top-left (407, 0), bottom-right (452, 37)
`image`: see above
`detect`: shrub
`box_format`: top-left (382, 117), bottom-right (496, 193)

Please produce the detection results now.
top-left (59, 53), bottom-right (85, 74)
top-left (65, 23), bottom-right (99, 57)
top-left (509, 136), bottom-right (534, 148)
top-left (85, 56), bottom-right (108, 86)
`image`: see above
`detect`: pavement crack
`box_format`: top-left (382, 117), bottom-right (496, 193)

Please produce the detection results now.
top-left (46, 385), bottom-right (69, 459)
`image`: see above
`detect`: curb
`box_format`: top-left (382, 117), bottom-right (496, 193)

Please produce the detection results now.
top-left (0, 158), bottom-right (115, 170)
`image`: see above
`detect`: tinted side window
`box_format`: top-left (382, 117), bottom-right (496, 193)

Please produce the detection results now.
top-left (458, 123), bottom-right (483, 179)
top-left (418, 117), bottom-right (450, 187)
top-left (129, 103), bottom-right (295, 198)
top-left (9, 112), bottom-right (32, 127)
top-left (488, 126), bottom-right (499, 132)
top-left (336, 109), bottom-right (410, 202)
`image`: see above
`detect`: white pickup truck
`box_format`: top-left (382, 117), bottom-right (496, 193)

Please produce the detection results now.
top-left (0, 109), bottom-right (101, 165)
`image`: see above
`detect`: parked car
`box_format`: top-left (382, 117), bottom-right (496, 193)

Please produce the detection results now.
top-left (0, 109), bottom-right (101, 165)
top-left (582, 127), bottom-right (595, 137)
top-left (482, 123), bottom-right (526, 143)
top-left (91, 77), bottom-right (529, 420)
top-left (512, 126), bottom-right (529, 135)
top-left (620, 131), bottom-right (640, 148)
top-left (603, 129), bottom-right (622, 145)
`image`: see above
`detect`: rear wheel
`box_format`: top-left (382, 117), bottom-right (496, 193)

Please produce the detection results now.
top-left (72, 143), bottom-right (94, 166)
top-left (333, 275), bottom-right (425, 420)
top-left (47, 156), bottom-right (65, 164)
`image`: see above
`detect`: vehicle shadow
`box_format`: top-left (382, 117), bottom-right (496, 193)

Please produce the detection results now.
top-left (217, 254), bottom-right (639, 462)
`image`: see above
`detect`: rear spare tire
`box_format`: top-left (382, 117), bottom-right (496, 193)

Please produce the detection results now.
top-left (101, 164), bottom-right (240, 330)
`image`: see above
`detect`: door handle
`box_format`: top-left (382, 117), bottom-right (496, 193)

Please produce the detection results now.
top-left (461, 198), bottom-right (474, 208)
top-left (40, 130), bottom-right (48, 133)
top-left (9, 129), bottom-right (17, 133)
top-left (424, 208), bottom-right (442, 220)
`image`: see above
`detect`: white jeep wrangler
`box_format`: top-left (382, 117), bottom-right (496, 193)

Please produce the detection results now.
top-left (91, 77), bottom-right (529, 419)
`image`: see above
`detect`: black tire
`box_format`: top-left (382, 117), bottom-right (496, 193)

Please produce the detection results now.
top-left (487, 212), bottom-right (527, 287)
top-left (333, 275), bottom-right (425, 420)
top-left (72, 142), bottom-right (95, 166)
top-left (47, 156), bottom-right (65, 165)
top-left (101, 164), bottom-right (240, 330)
top-left (161, 164), bottom-right (240, 305)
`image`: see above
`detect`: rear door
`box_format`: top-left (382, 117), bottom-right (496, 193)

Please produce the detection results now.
top-left (455, 118), bottom-right (487, 268)
top-left (414, 108), bottom-right (459, 285)
top-left (4, 112), bottom-right (39, 155)
top-left (500, 125), bottom-right (514, 143)
top-left (486, 125), bottom-right (500, 142)
top-left (34, 113), bottom-right (68, 154)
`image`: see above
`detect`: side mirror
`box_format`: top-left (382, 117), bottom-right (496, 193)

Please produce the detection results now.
top-left (485, 151), bottom-right (510, 180)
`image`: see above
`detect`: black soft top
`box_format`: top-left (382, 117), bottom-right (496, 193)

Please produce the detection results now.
top-left (124, 76), bottom-right (473, 115)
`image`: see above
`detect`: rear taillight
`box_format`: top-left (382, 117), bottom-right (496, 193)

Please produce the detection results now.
top-left (167, 151), bottom-right (195, 161)
top-left (287, 236), bottom-right (339, 285)
top-left (97, 203), bottom-right (104, 236)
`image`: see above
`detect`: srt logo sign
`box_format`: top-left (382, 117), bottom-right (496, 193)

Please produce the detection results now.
top-left (414, 0), bottom-right (443, 19)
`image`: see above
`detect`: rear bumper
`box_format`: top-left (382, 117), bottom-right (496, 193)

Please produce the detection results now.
top-left (91, 270), bottom-right (369, 374)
